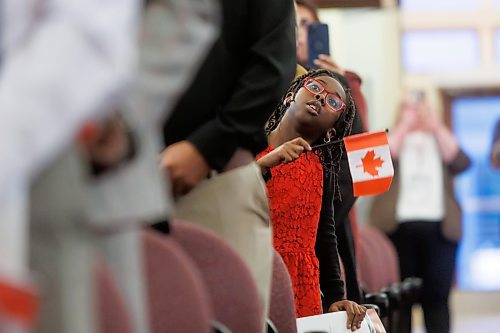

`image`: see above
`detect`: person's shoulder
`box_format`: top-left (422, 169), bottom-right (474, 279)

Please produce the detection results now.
top-left (493, 118), bottom-right (500, 142)
top-left (343, 70), bottom-right (363, 84)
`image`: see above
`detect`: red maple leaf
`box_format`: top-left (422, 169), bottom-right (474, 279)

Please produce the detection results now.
top-left (361, 150), bottom-right (384, 177)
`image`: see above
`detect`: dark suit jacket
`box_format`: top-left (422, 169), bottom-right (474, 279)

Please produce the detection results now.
top-left (163, 0), bottom-right (296, 171)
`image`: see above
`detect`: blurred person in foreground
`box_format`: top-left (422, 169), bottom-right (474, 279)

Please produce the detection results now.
top-left (75, 2), bottom-right (220, 333)
top-left (0, 3), bottom-right (137, 330)
top-left (370, 95), bottom-right (471, 333)
top-left (0, 0), bottom-right (220, 332)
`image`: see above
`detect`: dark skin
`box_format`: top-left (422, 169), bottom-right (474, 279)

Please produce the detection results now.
top-left (258, 75), bottom-right (367, 331)
top-left (270, 77), bottom-right (345, 146)
top-left (258, 76), bottom-right (345, 170)
top-left (159, 141), bottom-right (210, 197)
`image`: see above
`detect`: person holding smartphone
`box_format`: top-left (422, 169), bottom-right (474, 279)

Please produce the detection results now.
top-left (295, 0), bottom-right (368, 131)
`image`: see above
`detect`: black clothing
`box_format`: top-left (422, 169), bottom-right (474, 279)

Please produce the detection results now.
top-left (163, 0), bottom-right (296, 171)
top-left (493, 118), bottom-right (500, 145)
top-left (333, 108), bottom-right (364, 303)
top-left (389, 221), bottom-right (457, 333)
top-left (316, 169), bottom-right (345, 308)
top-left (316, 106), bottom-right (365, 307)
top-left (336, 216), bottom-right (360, 302)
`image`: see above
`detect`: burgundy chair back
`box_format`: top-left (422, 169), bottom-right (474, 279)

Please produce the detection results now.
top-left (95, 261), bottom-right (133, 333)
top-left (169, 220), bottom-right (263, 333)
top-left (358, 226), bottom-right (400, 293)
top-left (142, 229), bottom-right (213, 333)
top-left (269, 250), bottom-right (297, 333)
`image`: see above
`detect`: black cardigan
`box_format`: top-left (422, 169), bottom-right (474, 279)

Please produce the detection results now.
top-left (315, 168), bottom-right (345, 308)
top-left (315, 108), bottom-right (364, 307)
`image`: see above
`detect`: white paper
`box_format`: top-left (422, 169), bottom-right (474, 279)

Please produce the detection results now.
top-left (396, 132), bottom-right (444, 221)
top-left (297, 311), bottom-right (375, 333)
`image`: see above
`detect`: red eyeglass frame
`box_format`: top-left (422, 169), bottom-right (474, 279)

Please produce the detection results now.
top-left (303, 78), bottom-right (346, 113)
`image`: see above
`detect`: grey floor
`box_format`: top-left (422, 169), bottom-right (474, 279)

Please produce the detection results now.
top-left (412, 290), bottom-right (500, 333)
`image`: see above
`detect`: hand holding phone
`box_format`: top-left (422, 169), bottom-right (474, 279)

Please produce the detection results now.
top-left (307, 23), bottom-right (330, 69)
top-left (409, 90), bottom-right (425, 105)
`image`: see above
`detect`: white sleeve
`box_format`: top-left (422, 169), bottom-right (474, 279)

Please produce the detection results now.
top-left (0, 0), bottom-right (139, 193)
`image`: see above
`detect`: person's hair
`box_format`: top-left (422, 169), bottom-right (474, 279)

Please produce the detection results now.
top-left (295, 0), bottom-right (320, 22)
top-left (265, 69), bottom-right (356, 179)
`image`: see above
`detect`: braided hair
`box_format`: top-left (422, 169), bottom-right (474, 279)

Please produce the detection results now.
top-left (265, 69), bottom-right (356, 175)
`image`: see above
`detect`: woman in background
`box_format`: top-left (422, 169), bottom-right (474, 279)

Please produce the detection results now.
top-left (370, 95), bottom-right (471, 333)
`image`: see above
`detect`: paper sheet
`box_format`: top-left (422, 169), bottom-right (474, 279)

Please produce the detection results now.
top-left (297, 311), bottom-right (375, 333)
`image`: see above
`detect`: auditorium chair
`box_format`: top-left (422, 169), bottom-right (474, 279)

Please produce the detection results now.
top-left (269, 249), bottom-right (297, 333)
top-left (141, 229), bottom-right (213, 333)
top-left (95, 261), bottom-right (134, 333)
top-left (168, 220), bottom-right (263, 333)
top-left (358, 226), bottom-right (422, 333)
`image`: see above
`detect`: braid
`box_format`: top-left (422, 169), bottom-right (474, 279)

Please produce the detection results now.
top-left (264, 71), bottom-right (313, 135)
top-left (265, 69), bottom-right (356, 171)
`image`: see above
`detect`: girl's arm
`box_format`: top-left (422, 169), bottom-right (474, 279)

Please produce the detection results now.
top-left (256, 137), bottom-right (311, 175)
top-left (316, 170), bottom-right (367, 331)
top-left (315, 170), bottom-right (345, 306)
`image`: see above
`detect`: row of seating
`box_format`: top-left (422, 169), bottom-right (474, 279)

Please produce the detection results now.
top-left (1, 221), bottom-right (419, 332)
top-left (94, 220), bottom-right (299, 333)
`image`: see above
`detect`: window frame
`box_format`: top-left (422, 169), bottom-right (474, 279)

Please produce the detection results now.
top-left (314, 0), bottom-right (381, 8)
top-left (441, 88), bottom-right (500, 127)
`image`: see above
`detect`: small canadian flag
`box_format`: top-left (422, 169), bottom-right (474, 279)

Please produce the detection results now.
top-left (0, 276), bottom-right (39, 328)
top-left (344, 130), bottom-right (394, 197)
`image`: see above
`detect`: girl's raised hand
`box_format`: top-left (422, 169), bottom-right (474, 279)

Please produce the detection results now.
top-left (257, 137), bottom-right (311, 171)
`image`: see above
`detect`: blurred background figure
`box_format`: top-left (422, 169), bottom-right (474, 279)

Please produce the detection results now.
top-left (490, 119), bottom-right (500, 169)
top-left (370, 95), bottom-right (470, 333)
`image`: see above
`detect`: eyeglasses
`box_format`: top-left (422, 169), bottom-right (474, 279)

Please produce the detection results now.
top-left (303, 78), bottom-right (346, 113)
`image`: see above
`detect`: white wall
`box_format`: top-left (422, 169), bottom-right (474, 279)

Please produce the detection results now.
top-left (318, 8), bottom-right (402, 223)
top-left (318, 8), bottom-right (402, 131)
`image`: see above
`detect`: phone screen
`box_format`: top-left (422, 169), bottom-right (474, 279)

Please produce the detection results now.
top-left (307, 23), bottom-right (330, 69)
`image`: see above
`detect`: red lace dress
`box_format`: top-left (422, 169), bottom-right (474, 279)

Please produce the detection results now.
top-left (258, 146), bottom-right (324, 318)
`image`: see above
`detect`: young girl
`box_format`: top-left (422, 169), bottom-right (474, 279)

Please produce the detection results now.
top-left (257, 69), bottom-right (366, 330)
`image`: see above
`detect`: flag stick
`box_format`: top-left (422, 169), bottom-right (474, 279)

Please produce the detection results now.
top-left (311, 138), bottom-right (344, 150)
top-left (311, 128), bottom-right (389, 151)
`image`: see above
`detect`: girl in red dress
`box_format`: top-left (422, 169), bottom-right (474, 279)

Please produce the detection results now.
top-left (257, 69), bottom-right (366, 330)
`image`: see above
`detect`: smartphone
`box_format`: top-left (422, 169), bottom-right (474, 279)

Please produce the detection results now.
top-left (307, 23), bottom-right (330, 69)
top-left (410, 90), bottom-right (425, 104)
